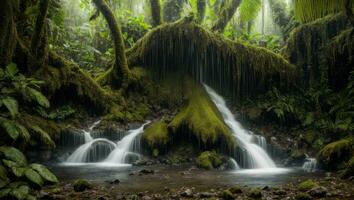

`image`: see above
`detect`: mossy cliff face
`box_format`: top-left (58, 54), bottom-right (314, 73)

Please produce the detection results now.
top-left (282, 13), bottom-right (349, 87)
top-left (127, 19), bottom-right (298, 100)
top-left (317, 137), bottom-right (354, 170)
top-left (326, 28), bottom-right (354, 90)
top-left (142, 77), bottom-right (235, 155)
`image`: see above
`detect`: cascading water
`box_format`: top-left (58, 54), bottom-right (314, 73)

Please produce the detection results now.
top-left (204, 85), bottom-right (276, 169)
top-left (302, 157), bottom-right (317, 172)
top-left (230, 158), bottom-right (241, 170)
top-left (65, 121), bottom-right (149, 165)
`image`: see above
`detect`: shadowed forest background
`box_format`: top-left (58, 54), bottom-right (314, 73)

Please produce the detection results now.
top-left (0, 0), bottom-right (354, 199)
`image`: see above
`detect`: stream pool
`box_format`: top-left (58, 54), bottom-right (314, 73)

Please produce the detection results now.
top-left (50, 164), bottom-right (324, 193)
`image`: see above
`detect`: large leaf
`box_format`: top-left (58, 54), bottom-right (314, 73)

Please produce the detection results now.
top-left (0, 146), bottom-right (27, 166)
top-left (5, 63), bottom-right (18, 77)
top-left (2, 159), bottom-right (18, 168)
top-left (17, 123), bottom-right (31, 142)
top-left (2, 97), bottom-right (18, 118)
top-left (24, 169), bottom-right (43, 186)
top-left (10, 185), bottom-right (30, 200)
top-left (0, 165), bottom-right (9, 189)
top-left (0, 119), bottom-right (20, 140)
top-left (31, 164), bottom-right (58, 183)
top-left (26, 88), bottom-right (50, 108)
top-left (29, 126), bottom-right (55, 148)
top-left (11, 166), bottom-right (26, 177)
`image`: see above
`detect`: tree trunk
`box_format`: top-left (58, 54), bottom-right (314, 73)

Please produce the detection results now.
top-left (29, 0), bottom-right (49, 72)
top-left (92, 0), bottom-right (131, 88)
top-left (149, 0), bottom-right (162, 27)
top-left (197, 0), bottom-right (206, 23)
top-left (211, 0), bottom-right (241, 32)
top-left (162, 0), bottom-right (184, 22)
top-left (0, 0), bottom-right (17, 67)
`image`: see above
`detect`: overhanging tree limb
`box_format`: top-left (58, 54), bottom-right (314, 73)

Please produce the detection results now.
top-left (92, 0), bottom-right (131, 88)
top-left (211, 0), bottom-right (241, 32)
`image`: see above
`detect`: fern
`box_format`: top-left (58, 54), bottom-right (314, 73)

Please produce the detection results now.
top-left (26, 88), bottom-right (50, 108)
top-left (1, 97), bottom-right (18, 118)
top-left (29, 125), bottom-right (55, 148)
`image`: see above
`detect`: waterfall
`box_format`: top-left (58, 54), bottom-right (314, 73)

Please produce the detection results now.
top-left (65, 121), bottom-right (149, 165)
top-left (204, 85), bottom-right (276, 169)
top-left (230, 158), bottom-right (241, 170)
top-left (302, 157), bottom-right (317, 172)
top-left (103, 122), bottom-right (149, 164)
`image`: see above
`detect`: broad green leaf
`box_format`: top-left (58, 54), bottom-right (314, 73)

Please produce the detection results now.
top-left (2, 159), bottom-right (18, 168)
top-left (0, 119), bottom-right (19, 140)
top-left (17, 123), bottom-right (31, 142)
top-left (31, 164), bottom-right (58, 183)
top-left (5, 63), bottom-right (18, 77)
top-left (10, 185), bottom-right (30, 200)
top-left (0, 179), bottom-right (9, 189)
top-left (26, 88), bottom-right (50, 108)
top-left (0, 188), bottom-right (10, 198)
top-left (0, 165), bottom-right (8, 181)
top-left (2, 97), bottom-right (18, 118)
top-left (25, 169), bottom-right (43, 186)
top-left (0, 146), bottom-right (27, 166)
top-left (29, 126), bottom-right (55, 148)
top-left (8, 181), bottom-right (28, 189)
top-left (11, 166), bottom-right (26, 177)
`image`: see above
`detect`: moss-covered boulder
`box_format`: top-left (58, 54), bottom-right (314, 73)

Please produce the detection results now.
top-left (196, 151), bottom-right (223, 170)
top-left (341, 154), bottom-right (354, 179)
top-left (168, 80), bottom-right (234, 151)
top-left (220, 189), bottom-right (234, 200)
top-left (298, 179), bottom-right (318, 191)
top-left (143, 119), bottom-right (169, 154)
top-left (317, 137), bottom-right (354, 169)
top-left (73, 179), bottom-right (92, 192)
top-left (247, 188), bottom-right (262, 199)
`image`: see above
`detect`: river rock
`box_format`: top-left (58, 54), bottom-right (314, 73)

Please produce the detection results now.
top-left (308, 186), bottom-right (328, 197)
top-left (199, 192), bottom-right (216, 198)
top-left (107, 179), bottom-right (120, 185)
top-left (139, 169), bottom-right (154, 175)
top-left (181, 189), bottom-right (193, 197)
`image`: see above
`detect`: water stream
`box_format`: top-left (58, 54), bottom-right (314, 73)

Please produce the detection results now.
top-left (64, 121), bottom-right (150, 166)
top-left (204, 84), bottom-right (277, 169)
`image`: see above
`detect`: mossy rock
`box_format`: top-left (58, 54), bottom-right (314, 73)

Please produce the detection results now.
top-left (298, 179), bottom-right (318, 191)
top-left (229, 185), bottom-right (242, 194)
top-left (168, 80), bottom-right (235, 151)
top-left (220, 189), bottom-right (233, 200)
top-left (196, 151), bottom-right (223, 170)
top-left (295, 192), bottom-right (312, 200)
top-left (317, 137), bottom-right (354, 169)
top-left (247, 188), bottom-right (262, 199)
top-left (73, 179), bottom-right (92, 192)
top-left (341, 154), bottom-right (354, 179)
top-left (143, 120), bottom-right (169, 151)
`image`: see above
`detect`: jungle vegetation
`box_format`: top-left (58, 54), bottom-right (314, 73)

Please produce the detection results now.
top-left (0, 0), bottom-right (353, 199)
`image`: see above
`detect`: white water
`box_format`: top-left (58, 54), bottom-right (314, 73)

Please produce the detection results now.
top-left (103, 122), bottom-right (150, 164)
top-left (65, 121), bottom-right (149, 166)
top-left (302, 157), bottom-right (317, 172)
top-left (204, 85), bottom-right (276, 169)
top-left (230, 158), bottom-right (241, 170)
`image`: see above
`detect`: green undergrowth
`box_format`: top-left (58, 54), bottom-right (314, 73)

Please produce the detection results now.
top-left (127, 19), bottom-right (298, 100)
top-left (196, 151), bottom-right (223, 170)
top-left (298, 179), bottom-right (318, 191)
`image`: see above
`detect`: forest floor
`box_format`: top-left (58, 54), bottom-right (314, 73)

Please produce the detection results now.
top-left (37, 164), bottom-right (354, 200)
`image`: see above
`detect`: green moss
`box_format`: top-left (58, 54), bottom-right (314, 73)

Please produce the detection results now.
top-left (304, 131), bottom-right (316, 144)
top-left (196, 151), bottom-right (223, 170)
top-left (229, 185), bottom-right (242, 194)
top-left (73, 179), bottom-right (92, 192)
top-left (317, 137), bottom-right (354, 169)
top-left (282, 13), bottom-right (348, 86)
top-left (341, 154), bottom-right (354, 179)
top-left (143, 120), bottom-right (169, 149)
top-left (295, 192), bottom-right (312, 200)
top-left (220, 189), bottom-right (234, 200)
top-left (127, 19), bottom-right (298, 100)
top-left (298, 179), bottom-right (318, 191)
top-left (247, 188), bottom-right (262, 199)
top-left (168, 80), bottom-right (235, 150)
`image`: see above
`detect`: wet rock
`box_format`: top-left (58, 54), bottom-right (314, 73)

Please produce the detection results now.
top-left (181, 189), bottom-right (193, 197)
top-left (220, 189), bottom-right (234, 200)
top-left (248, 188), bottom-right (262, 199)
top-left (142, 195), bottom-right (152, 200)
top-left (73, 179), bottom-right (92, 192)
top-left (139, 169), bottom-right (155, 175)
top-left (199, 192), bottom-right (216, 198)
top-left (262, 186), bottom-right (270, 191)
top-left (107, 179), bottom-right (120, 185)
top-left (273, 189), bottom-right (287, 195)
top-left (295, 192), bottom-right (312, 200)
top-left (308, 186), bottom-right (328, 197)
top-left (229, 185), bottom-right (243, 194)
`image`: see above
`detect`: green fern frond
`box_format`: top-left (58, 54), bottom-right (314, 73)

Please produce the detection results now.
top-left (0, 118), bottom-right (20, 141)
top-left (1, 97), bottom-right (18, 118)
top-left (294, 0), bottom-right (347, 23)
top-left (26, 88), bottom-right (50, 108)
top-left (28, 125), bottom-right (55, 148)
